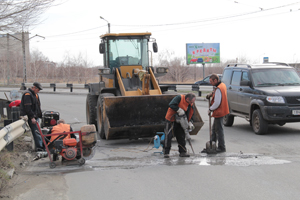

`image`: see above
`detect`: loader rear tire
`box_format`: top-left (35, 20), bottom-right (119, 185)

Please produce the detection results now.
top-left (86, 94), bottom-right (98, 129)
top-left (97, 93), bottom-right (115, 139)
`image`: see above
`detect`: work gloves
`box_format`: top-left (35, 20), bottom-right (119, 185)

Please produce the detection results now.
top-left (188, 121), bottom-right (194, 131)
top-left (185, 131), bottom-right (191, 140)
top-left (206, 93), bottom-right (212, 99)
top-left (177, 108), bottom-right (185, 116)
top-left (186, 122), bottom-right (194, 140)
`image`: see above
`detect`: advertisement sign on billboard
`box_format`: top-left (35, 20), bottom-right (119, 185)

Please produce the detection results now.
top-left (186, 43), bottom-right (220, 65)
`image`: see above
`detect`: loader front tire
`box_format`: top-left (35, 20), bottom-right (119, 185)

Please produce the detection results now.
top-left (97, 93), bottom-right (115, 139)
top-left (86, 94), bottom-right (98, 129)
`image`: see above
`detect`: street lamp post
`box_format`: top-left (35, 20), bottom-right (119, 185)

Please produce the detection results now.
top-left (100, 16), bottom-right (110, 33)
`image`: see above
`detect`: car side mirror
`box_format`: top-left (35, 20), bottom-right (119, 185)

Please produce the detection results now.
top-left (240, 80), bottom-right (250, 86)
top-left (153, 42), bottom-right (158, 53)
top-left (99, 43), bottom-right (105, 54)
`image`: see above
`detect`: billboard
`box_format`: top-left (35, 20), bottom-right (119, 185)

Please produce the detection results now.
top-left (186, 43), bottom-right (220, 65)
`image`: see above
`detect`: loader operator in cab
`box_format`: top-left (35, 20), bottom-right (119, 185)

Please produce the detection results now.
top-left (202, 73), bottom-right (229, 153)
top-left (20, 82), bottom-right (44, 151)
top-left (164, 93), bottom-right (196, 158)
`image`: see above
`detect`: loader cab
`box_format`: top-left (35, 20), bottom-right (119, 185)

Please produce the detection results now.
top-left (99, 33), bottom-right (157, 74)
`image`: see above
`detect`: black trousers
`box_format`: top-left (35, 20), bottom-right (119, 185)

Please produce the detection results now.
top-left (164, 121), bottom-right (187, 154)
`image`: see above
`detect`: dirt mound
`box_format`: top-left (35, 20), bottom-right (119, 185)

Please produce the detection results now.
top-left (0, 131), bottom-right (34, 197)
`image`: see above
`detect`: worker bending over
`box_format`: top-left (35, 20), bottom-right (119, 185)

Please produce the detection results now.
top-left (164, 93), bottom-right (196, 158)
top-left (48, 119), bottom-right (75, 144)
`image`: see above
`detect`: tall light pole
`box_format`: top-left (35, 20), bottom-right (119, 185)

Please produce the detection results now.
top-left (100, 16), bottom-right (110, 33)
top-left (7, 33), bottom-right (45, 83)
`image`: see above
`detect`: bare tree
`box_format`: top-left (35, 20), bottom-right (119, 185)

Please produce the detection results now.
top-left (0, 0), bottom-right (58, 33)
top-left (155, 50), bottom-right (191, 82)
top-left (29, 49), bottom-right (48, 81)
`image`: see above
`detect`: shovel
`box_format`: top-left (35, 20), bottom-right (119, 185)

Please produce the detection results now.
top-left (205, 98), bottom-right (217, 154)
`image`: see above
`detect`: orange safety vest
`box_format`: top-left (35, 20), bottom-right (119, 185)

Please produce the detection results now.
top-left (49, 123), bottom-right (71, 143)
top-left (165, 94), bottom-right (194, 122)
top-left (211, 82), bottom-right (229, 118)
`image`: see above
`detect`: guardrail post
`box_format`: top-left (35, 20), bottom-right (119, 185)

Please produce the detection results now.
top-left (4, 106), bottom-right (20, 151)
top-left (4, 119), bottom-right (13, 151)
top-left (20, 83), bottom-right (26, 90)
top-left (192, 84), bottom-right (201, 96)
top-left (50, 83), bottom-right (56, 92)
top-left (67, 83), bottom-right (73, 92)
top-left (84, 84), bottom-right (90, 93)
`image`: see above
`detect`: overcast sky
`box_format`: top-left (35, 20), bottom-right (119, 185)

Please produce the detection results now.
top-left (30, 0), bottom-right (300, 66)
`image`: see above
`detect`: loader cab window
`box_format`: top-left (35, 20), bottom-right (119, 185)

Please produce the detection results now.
top-left (108, 38), bottom-right (149, 73)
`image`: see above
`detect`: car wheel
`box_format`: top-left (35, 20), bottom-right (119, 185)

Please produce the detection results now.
top-left (252, 109), bottom-right (268, 135)
top-left (223, 114), bottom-right (234, 126)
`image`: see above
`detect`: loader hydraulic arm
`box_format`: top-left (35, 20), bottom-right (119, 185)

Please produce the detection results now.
top-left (115, 67), bottom-right (162, 96)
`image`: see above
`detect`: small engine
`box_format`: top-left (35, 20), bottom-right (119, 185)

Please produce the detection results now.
top-left (42, 111), bottom-right (60, 128)
top-left (51, 138), bottom-right (79, 161)
top-left (61, 147), bottom-right (77, 160)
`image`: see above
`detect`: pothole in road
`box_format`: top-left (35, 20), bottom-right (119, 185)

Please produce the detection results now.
top-left (24, 152), bottom-right (291, 175)
top-left (86, 153), bottom-right (290, 170)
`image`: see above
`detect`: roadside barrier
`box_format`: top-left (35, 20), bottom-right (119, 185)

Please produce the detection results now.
top-left (20, 83), bottom-right (212, 95)
top-left (21, 83), bottom-right (89, 92)
top-left (160, 84), bottom-right (213, 96)
top-left (0, 116), bottom-right (28, 152)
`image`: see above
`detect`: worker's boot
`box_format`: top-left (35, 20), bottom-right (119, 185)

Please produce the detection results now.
top-left (164, 154), bottom-right (170, 158)
top-left (179, 152), bottom-right (190, 157)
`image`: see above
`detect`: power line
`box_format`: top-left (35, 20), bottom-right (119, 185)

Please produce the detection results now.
top-left (150, 9), bottom-right (300, 34)
top-left (113, 2), bottom-right (300, 27)
top-left (44, 25), bottom-right (106, 38)
top-left (35, 2), bottom-right (299, 39)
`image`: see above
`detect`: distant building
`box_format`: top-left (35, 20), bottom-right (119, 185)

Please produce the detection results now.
top-left (0, 32), bottom-right (30, 62)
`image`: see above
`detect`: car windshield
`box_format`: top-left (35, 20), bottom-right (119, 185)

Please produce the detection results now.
top-left (252, 68), bottom-right (300, 87)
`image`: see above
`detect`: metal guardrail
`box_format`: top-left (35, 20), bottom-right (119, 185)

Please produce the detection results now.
top-left (160, 84), bottom-right (213, 96)
top-left (20, 83), bottom-right (213, 95)
top-left (21, 83), bottom-right (89, 92)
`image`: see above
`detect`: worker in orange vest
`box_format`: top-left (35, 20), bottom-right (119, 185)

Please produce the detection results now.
top-left (48, 119), bottom-right (75, 144)
top-left (202, 73), bottom-right (229, 153)
top-left (164, 93), bottom-right (196, 158)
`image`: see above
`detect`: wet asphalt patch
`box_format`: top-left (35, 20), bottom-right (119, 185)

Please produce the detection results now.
top-left (23, 152), bottom-right (290, 175)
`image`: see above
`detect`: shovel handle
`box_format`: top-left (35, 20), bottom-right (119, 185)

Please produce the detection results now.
top-left (208, 98), bottom-right (212, 141)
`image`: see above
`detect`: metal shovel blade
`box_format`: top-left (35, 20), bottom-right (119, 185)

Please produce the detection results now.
top-left (206, 140), bottom-right (217, 154)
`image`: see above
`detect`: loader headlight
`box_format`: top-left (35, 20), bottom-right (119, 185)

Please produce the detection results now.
top-left (266, 96), bottom-right (285, 103)
top-left (157, 67), bottom-right (168, 73)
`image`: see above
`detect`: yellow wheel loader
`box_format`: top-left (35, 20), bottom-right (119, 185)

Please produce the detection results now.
top-left (86, 32), bottom-right (203, 140)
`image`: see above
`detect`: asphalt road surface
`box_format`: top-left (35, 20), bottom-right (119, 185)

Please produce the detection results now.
top-left (3, 92), bottom-right (300, 200)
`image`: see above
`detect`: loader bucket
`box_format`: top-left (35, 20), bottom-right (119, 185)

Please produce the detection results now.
top-left (102, 95), bottom-right (204, 140)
